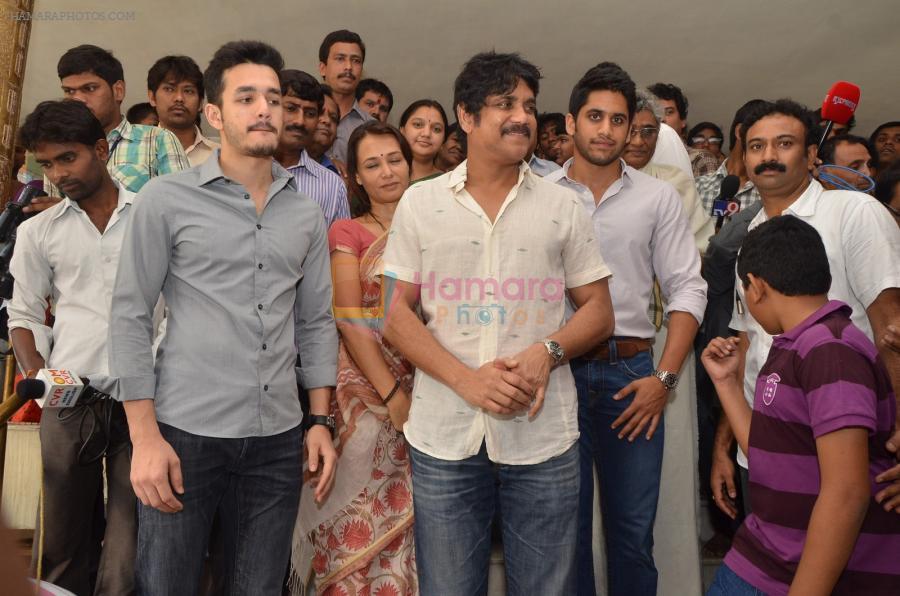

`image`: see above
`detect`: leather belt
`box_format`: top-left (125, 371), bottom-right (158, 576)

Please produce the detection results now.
top-left (583, 337), bottom-right (653, 361)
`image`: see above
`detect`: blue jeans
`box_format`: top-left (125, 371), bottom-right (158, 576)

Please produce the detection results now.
top-left (409, 442), bottom-right (579, 596)
top-left (706, 564), bottom-right (766, 595)
top-left (136, 423), bottom-right (303, 596)
top-left (572, 347), bottom-right (664, 596)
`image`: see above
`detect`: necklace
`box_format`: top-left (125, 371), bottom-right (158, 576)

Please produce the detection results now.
top-left (368, 212), bottom-right (387, 232)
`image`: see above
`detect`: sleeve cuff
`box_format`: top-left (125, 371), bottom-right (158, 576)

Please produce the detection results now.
top-left (297, 364), bottom-right (337, 390)
top-left (116, 375), bottom-right (157, 402)
top-left (813, 414), bottom-right (876, 438)
top-left (566, 265), bottom-right (612, 289)
top-left (381, 262), bottom-right (420, 284)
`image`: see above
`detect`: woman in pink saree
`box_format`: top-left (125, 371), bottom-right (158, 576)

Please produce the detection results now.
top-left (292, 121), bottom-right (418, 596)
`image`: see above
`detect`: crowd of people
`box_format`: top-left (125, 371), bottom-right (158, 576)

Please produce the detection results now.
top-left (3, 26), bottom-right (900, 596)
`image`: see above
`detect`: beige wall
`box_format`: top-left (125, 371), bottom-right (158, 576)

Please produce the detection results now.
top-left (19, 0), bottom-right (899, 142)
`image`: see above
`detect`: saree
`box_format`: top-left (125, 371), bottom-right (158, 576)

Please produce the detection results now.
top-left (291, 221), bottom-right (417, 596)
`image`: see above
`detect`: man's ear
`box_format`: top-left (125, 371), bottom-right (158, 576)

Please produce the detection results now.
top-left (112, 80), bottom-right (126, 104)
top-left (565, 113), bottom-right (576, 136)
top-left (95, 138), bottom-right (110, 162)
top-left (745, 273), bottom-right (769, 304)
top-left (318, 62), bottom-right (327, 81)
top-left (806, 143), bottom-right (818, 172)
top-left (457, 104), bottom-right (476, 135)
top-left (147, 89), bottom-right (157, 107)
top-left (204, 102), bottom-right (223, 132)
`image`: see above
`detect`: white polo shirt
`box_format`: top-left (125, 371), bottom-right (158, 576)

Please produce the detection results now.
top-left (730, 179), bottom-right (900, 468)
top-left (383, 160), bottom-right (611, 465)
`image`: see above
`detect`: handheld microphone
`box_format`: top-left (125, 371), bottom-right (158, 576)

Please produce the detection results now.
top-left (818, 81), bottom-right (860, 150)
top-left (712, 175), bottom-right (741, 231)
top-left (0, 183), bottom-right (46, 244)
top-left (0, 377), bottom-right (45, 425)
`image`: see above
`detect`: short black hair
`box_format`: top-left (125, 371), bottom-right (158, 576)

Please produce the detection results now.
top-left (875, 161), bottom-right (900, 205)
top-left (318, 30), bottom-right (365, 64)
top-left (204, 40), bottom-right (284, 107)
top-left (19, 100), bottom-right (106, 151)
top-left (739, 99), bottom-right (816, 148)
top-left (538, 112), bottom-right (566, 135)
top-left (446, 121), bottom-right (467, 154)
top-left (813, 108), bottom-right (856, 132)
top-left (148, 55), bottom-right (205, 100)
top-left (57, 44), bottom-right (123, 86)
top-left (279, 69), bottom-right (324, 111)
top-left (648, 82), bottom-right (688, 120)
top-left (399, 99), bottom-right (449, 131)
top-left (870, 121), bottom-right (900, 147)
top-left (453, 51), bottom-right (541, 121)
top-left (126, 102), bottom-right (157, 124)
top-left (687, 121), bottom-right (724, 143)
top-left (817, 133), bottom-right (874, 166)
top-left (729, 99), bottom-right (767, 150)
top-left (737, 215), bottom-right (831, 296)
top-left (320, 84), bottom-right (333, 99)
top-left (568, 62), bottom-right (636, 120)
top-left (355, 78), bottom-right (394, 112)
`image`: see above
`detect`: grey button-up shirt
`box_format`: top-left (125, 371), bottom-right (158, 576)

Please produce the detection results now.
top-left (329, 100), bottom-right (372, 163)
top-left (109, 151), bottom-right (338, 438)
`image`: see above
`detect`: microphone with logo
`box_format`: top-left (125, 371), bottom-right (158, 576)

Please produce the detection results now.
top-left (711, 174), bottom-right (741, 232)
top-left (0, 370), bottom-right (111, 425)
top-left (818, 81), bottom-right (860, 151)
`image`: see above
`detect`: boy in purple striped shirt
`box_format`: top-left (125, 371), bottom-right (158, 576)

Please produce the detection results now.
top-left (702, 215), bottom-right (900, 595)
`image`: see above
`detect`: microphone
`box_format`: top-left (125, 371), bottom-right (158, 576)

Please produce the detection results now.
top-left (0, 183), bottom-right (46, 244)
top-left (0, 378), bottom-right (45, 425)
top-left (31, 369), bottom-right (112, 407)
top-left (711, 175), bottom-right (741, 231)
top-left (818, 81), bottom-right (860, 150)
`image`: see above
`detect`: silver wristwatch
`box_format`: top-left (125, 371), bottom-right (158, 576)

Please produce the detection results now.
top-left (542, 339), bottom-right (565, 365)
top-left (653, 369), bottom-right (678, 390)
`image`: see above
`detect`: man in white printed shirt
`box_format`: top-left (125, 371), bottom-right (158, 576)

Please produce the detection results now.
top-left (382, 51), bottom-right (615, 594)
top-left (9, 100), bottom-right (137, 596)
top-left (546, 63), bottom-right (707, 596)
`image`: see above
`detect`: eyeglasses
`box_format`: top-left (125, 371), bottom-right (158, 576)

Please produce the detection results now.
top-left (692, 136), bottom-right (723, 146)
top-left (629, 126), bottom-right (659, 140)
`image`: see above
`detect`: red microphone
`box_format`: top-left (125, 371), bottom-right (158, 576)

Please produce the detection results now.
top-left (818, 81), bottom-right (860, 149)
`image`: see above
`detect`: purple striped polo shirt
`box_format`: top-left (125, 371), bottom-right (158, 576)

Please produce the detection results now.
top-left (725, 300), bottom-right (900, 595)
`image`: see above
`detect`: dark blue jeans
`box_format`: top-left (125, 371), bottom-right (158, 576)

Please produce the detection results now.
top-left (572, 347), bottom-right (664, 596)
top-left (136, 423), bottom-right (303, 596)
top-left (706, 564), bottom-right (766, 595)
top-left (409, 442), bottom-right (579, 596)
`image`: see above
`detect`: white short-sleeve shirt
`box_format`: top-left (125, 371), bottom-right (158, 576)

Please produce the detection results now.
top-left (730, 179), bottom-right (900, 468)
top-left (383, 160), bottom-right (612, 465)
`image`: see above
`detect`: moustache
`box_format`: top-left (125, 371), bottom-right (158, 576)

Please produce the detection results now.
top-left (754, 161), bottom-right (787, 175)
top-left (338, 72), bottom-right (356, 80)
top-left (501, 124), bottom-right (531, 137)
top-left (285, 124), bottom-right (307, 134)
top-left (248, 122), bottom-right (277, 133)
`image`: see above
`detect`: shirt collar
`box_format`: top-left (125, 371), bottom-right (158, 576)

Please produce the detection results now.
top-left (783, 178), bottom-right (823, 218)
top-left (186, 126), bottom-right (217, 152)
top-left (775, 300), bottom-right (851, 344)
top-left (53, 180), bottom-right (135, 221)
top-left (285, 150), bottom-right (319, 177)
top-left (716, 158), bottom-right (756, 193)
top-left (559, 157), bottom-right (634, 188)
top-left (107, 117), bottom-right (131, 143)
top-left (445, 159), bottom-right (537, 195)
top-left (197, 149), bottom-right (296, 191)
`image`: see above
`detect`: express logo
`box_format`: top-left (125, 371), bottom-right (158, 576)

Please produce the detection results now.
top-left (762, 373), bottom-right (780, 406)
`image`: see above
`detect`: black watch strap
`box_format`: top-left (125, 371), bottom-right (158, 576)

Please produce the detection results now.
top-left (306, 414), bottom-right (335, 436)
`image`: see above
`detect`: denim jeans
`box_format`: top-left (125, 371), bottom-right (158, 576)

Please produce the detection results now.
top-left (409, 442), bottom-right (579, 596)
top-left (572, 347), bottom-right (664, 596)
top-left (136, 423), bottom-right (303, 596)
top-left (706, 564), bottom-right (767, 595)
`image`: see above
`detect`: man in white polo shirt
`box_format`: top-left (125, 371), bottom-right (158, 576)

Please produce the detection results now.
top-left (722, 99), bottom-right (900, 516)
top-left (382, 51), bottom-right (614, 594)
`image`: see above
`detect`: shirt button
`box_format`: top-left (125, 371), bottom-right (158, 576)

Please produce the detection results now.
top-left (258, 263), bottom-right (263, 269)
top-left (104, 256), bottom-right (111, 263)
top-left (256, 224), bottom-right (262, 230)
top-left (262, 343), bottom-right (267, 350)
top-left (257, 304), bottom-right (263, 310)
top-left (243, 193), bottom-right (250, 200)
top-left (263, 385), bottom-right (269, 392)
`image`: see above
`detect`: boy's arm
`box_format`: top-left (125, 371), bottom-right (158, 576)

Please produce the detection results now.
top-left (788, 427), bottom-right (870, 595)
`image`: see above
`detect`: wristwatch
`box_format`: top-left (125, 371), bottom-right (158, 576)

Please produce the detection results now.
top-left (653, 369), bottom-right (679, 390)
top-left (542, 339), bottom-right (565, 365)
top-left (306, 414), bottom-right (336, 437)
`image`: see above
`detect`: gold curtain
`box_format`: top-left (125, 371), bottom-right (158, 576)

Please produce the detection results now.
top-left (0, 0), bottom-right (34, 205)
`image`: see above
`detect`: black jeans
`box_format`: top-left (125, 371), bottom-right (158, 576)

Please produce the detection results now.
top-left (135, 423), bottom-right (303, 596)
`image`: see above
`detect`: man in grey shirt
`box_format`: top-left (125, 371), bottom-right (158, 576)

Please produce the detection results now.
top-left (109, 40), bottom-right (338, 595)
